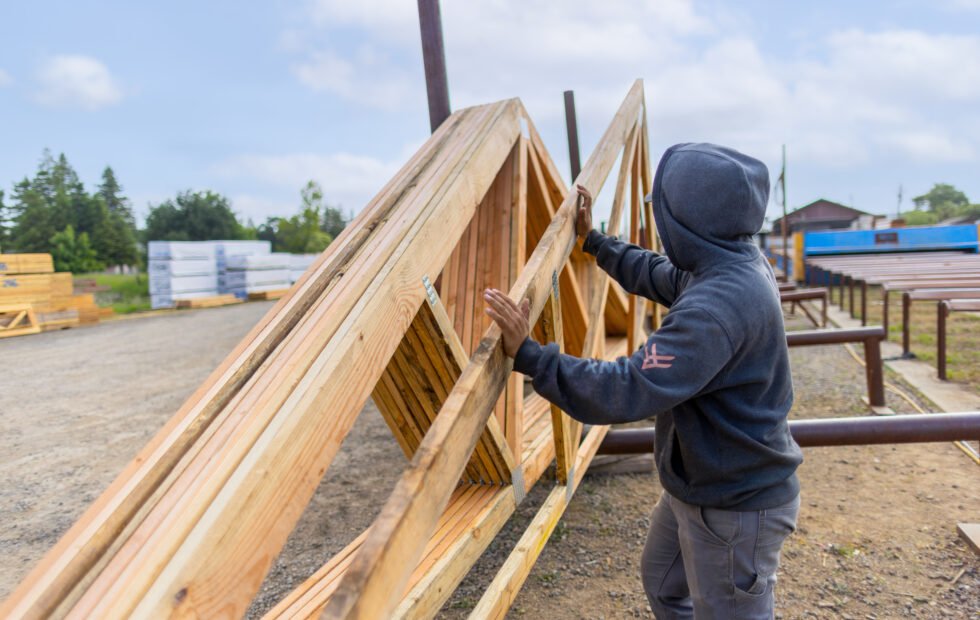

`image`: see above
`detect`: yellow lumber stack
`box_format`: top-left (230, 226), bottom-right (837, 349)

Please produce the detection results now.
top-left (175, 294), bottom-right (243, 309)
top-left (0, 254), bottom-right (107, 333)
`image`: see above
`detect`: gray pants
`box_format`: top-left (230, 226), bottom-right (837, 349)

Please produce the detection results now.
top-left (641, 491), bottom-right (799, 619)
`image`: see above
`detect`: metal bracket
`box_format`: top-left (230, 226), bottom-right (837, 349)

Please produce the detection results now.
top-left (551, 270), bottom-right (559, 300)
top-left (511, 468), bottom-right (526, 504)
top-left (421, 275), bottom-right (438, 306)
top-left (565, 468), bottom-right (576, 502)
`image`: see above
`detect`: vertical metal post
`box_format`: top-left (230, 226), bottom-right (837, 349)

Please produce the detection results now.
top-left (902, 293), bottom-right (911, 355)
top-left (938, 301), bottom-right (948, 380)
top-left (563, 90), bottom-right (582, 182)
top-left (864, 334), bottom-right (886, 407)
top-left (417, 0), bottom-right (451, 133)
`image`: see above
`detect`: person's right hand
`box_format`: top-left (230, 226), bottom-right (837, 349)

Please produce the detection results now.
top-left (575, 184), bottom-right (593, 239)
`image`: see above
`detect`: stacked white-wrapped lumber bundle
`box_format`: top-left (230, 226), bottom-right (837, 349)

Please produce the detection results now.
top-left (288, 253), bottom-right (318, 284)
top-left (213, 240), bottom-right (272, 294)
top-left (224, 252), bottom-right (291, 298)
top-left (147, 242), bottom-right (218, 309)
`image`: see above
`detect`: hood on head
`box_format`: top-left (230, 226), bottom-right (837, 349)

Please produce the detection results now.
top-left (650, 143), bottom-right (768, 272)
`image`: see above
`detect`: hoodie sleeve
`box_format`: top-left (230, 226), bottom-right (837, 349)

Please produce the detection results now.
top-left (512, 305), bottom-right (734, 425)
top-left (582, 230), bottom-right (689, 307)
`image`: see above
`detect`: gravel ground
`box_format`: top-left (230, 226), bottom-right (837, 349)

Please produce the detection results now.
top-left (0, 308), bottom-right (977, 619)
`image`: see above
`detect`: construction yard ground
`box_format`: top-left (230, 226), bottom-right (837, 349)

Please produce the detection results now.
top-left (0, 303), bottom-right (977, 618)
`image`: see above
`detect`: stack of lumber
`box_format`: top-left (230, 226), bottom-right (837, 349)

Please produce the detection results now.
top-left (0, 253), bottom-right (54, 275)
top-left (289, 253), bottom-right (318, 284)
top-left (175, 294), bottom-right (243, 309)
top-left (0, 254), bottom-right (106, 333)
top-left (214, 240), bottom-right (272, 294)
top-left (148, 242), bottom-right (219, 309)
top-left (2, 81), bottom-right (653, 618)
top-left (224, 253), bottom-right (291, 298)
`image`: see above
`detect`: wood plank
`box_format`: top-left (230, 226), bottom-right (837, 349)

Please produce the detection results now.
top-left (59, 102), bottom-right (522, 619)
top-left (958, 523), bottom-right (980, 556)
top-left (2, 100), bottom-right (483, 620)
top-left (540, 290), bottom-right (574, 483)
top-left (319, 80), bottom-right (644, 620)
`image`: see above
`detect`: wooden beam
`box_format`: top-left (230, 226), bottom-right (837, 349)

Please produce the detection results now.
top-left (0, 101), bottom-right (487, 620)
top-left (64, 101), bottom-right (523, 619)
top-left (320, 80), bottom-right (645, 620)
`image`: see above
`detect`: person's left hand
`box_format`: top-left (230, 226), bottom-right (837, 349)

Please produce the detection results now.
top-left (483, 288), bottom-right (530, 358)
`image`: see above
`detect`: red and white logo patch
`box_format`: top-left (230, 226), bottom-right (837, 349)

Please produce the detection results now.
top-left (641, 341), bottom-right (675, 370)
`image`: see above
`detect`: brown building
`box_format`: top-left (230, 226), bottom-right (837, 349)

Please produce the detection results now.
top-left (771, 199), bottom-right (870, 235)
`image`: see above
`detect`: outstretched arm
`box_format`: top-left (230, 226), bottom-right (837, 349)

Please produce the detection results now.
top-left (575, 185), bottom-right (688, 308)
top-left (484, 289), bottom-right (733, 425)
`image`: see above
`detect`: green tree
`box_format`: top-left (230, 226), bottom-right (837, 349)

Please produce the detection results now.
top-left (95, 167), bottom-right (140, 266)
top-left (0, 189), bottom-right (9, 251)
top-left (144, 190), bottom-right (250, 241)
top-left (50, 225), bottom-right (103, 273)
top-left (273, 207), bottom-right (333, 253)
top-left (912, 183), bottom-right (969, 220)
top-left (302, 180), bottom-right (348, 238)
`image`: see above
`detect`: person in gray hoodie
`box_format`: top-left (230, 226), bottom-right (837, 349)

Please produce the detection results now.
top-left (483, 143), bottom-right (803, 619)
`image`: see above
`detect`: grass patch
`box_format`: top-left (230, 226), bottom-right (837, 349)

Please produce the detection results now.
top-left (842, 284), bottom-right (980, 393)
top-left (79, 272), bottom-right (151, 314)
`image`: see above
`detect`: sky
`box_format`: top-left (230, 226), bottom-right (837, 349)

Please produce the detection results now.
top-left (1, 0), bottom-right (979, 229)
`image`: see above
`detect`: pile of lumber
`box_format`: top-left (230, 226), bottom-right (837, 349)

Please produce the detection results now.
top-left (175, 294), bottom-right (243, 309)
top-left (2, 81), bottom-right (653, 618)
top-left (0, 254), bottom-right (107, 335)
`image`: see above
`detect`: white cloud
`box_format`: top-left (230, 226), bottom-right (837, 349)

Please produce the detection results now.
top-left (34, 55), bottom-right (123, 110)
top-left (214, 151), bottom-right (402, 211)
top-left (0, 68), bottom-right (11, 87)
top-left (288, 1), bottom-right (980, 191)
top-left (291, 47), bottom-right (418, 110)
top-left (875, 130), bottom-right (976, 162)
top-left (229, 194), bottom-right (297, 222)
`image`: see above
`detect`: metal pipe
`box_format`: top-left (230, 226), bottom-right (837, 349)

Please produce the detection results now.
top-left (595, 412), bottom-right (980, 455)
top-left (563, 90), bottom-right (582, 182)
top-left (417, 0), bottom-right (451, 133)
top-left (785, 326), bottom-right (883, 347)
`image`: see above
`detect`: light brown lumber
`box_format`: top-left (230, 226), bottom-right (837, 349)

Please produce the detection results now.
top-left (438, 139), bottom-right (524, 468)
top-left (2, 101), bottom-right (476, 620)
top-left (525, 144), bottom-right (589, 358)
top-left (584, 120), bottom-right (638, 357)
top-left (65, 102), bottom-right (521, 618)
top-left (3, 106), bottom-right (499, 620)
top-left (0, 304), bottom-right (41, 338)
top-left (247, 289), bottom-right (291, 301)
top-left (320, 80), bottom-right (644, 620)
top-left (266, 382), bottom-right (561, 619)
top-left (627, 128), bottom-right (649, 351)
top-left (175, 294), bottom-right (243, 309)
top-left (9, 110), bottom-right (475, 620)
top-left (540, 289), bottom-right (575, 483)
top-left (0, 253), bottom-right (54, 275)
top-left (373, 294), bottom-right (516, 484)
top-left (465, 341), bottom-right (625, 620)
top-left (958, 523), bottom-right (980, 555)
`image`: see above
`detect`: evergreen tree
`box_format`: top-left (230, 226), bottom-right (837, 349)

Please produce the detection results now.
top-left (95, 166), bottom-right (140, 266)
top-left (50, 225), bottom-right (103, 273)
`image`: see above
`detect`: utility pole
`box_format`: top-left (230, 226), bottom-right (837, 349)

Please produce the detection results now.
top-left (897, 184), bottom-right (903, 220)
top-left (563, 90), bottom-right (582, 182)
top-left (417, 0), bottom-right (451, 133)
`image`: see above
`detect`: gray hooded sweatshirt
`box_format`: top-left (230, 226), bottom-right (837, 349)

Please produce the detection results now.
top-left (513, 143), bottom-right (802, 511)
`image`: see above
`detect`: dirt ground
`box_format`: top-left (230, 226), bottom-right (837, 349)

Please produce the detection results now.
top-left (0, 306), bottom-right (977, 618)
